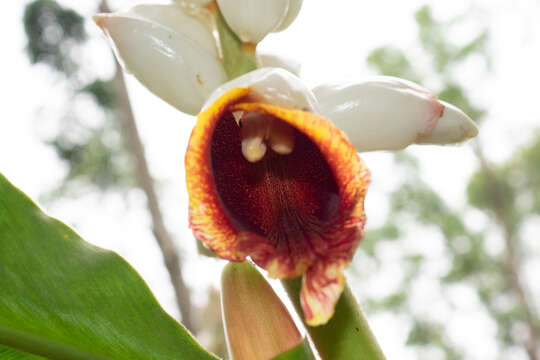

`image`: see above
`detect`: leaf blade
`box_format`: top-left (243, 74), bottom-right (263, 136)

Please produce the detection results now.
top-left (0, 173), bottom-right (217, 360)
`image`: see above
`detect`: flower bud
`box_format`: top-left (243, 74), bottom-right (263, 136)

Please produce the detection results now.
top-left (273, 0), bottom-right (303, 32)
top-left (216, 0), bottom-right (289, 43)
top-left (94, 4), bottom-right (226, 115)
top-left (313, 76), bottom-right (478, 152)
top-left (221, 262), bottom-right (302, 360)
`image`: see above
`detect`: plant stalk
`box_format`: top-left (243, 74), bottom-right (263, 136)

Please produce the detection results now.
top-left (282, 278), bottom-right (386, 360)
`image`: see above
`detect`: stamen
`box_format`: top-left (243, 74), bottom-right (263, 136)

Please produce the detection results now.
top-left (239, 112), bottom-right (295, 162)
top-left (268, 120), bottom-right (295, 155)
top-left (242, 137), bottom-right (267, 162)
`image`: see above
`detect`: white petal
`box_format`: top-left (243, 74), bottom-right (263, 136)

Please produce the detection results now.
top-left (129, 4), bottom-right (218, 56)
top-left (274, 0), bottom-right (303, 32)
top-left (217, 0), bottom-right (289, 43)
top-left (257, 53), bottom-right (301, 76)
top-left (175, 0), bottom-right (213, 7)
top-left (417, 100), bottom-right (478, 144)
top-left (203, 67), bottom-right (318, 112)
top-left (313, 77), bottom-right (478, 152)
top-left (94, 6), bottom-right (226, 115)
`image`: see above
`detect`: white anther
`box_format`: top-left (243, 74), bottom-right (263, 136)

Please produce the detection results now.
top-left (242, 137), bottom-right (267, 162)
top-left (268, 120), bottom-right (294, 155)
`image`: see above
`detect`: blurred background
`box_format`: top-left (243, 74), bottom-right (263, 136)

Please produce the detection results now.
top-left (1, 0), bottom-right (539, 359)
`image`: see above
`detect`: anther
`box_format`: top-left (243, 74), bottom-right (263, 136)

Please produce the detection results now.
top-left (239, 112), bottom-right (295, 162)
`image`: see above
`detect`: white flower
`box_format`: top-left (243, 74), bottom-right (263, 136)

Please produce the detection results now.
top-left (94, 4), bottom-right (227, 115)
top-left (217, 0), bottom-right (303, 43)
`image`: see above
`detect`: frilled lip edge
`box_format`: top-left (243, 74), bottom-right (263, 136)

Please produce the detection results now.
top-left (185, 87), bottom-right (370, 325)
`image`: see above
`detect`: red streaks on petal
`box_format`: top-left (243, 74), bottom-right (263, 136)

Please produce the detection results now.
top-left (301, 260), bottom-right (346, 326)
top-left (186, 87), bottom-right (251, 260)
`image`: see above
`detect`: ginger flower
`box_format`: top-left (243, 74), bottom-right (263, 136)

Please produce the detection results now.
top-left (95, 4), bottom-right (478, 326)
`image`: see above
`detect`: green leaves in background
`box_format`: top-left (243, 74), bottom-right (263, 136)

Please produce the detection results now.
top-left (23, 0), bottom-right (85, 74)
top-left (0, 173), bottom-right (217, 360)
top-left (23, 0), bottom-right (134, 200)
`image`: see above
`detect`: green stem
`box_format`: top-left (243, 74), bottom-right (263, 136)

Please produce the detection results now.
top-left (272, 339), bottom-right (315, 360)
top-left (281, 278), bottom-right (386, 360)
top-left (215, 6), bottom-right (257, 80)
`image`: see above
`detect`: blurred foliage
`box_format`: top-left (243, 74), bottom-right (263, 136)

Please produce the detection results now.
top-left (367, 47), bottom-right (420, 84)
top-left (358, 4), bottom-right (540, 359)
top-left (47, 124), bottom-right (134, 195)
top-left (23, 0), bottom-right (86, 74)
top-left (82, 79), bottom-right (117, 110)
top-left (24, 0), bottom-right (133, 198)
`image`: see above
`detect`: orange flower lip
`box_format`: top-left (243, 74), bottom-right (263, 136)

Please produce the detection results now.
top-left (186, 87), bottom-right (370, 325)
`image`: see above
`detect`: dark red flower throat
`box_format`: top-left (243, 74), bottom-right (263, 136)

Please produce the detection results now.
top-left (211, 110), bottom-right (341, 263)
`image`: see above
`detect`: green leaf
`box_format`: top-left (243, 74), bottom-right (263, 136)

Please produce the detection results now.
top-left (0, 344), bottom-right (46, 359)
top-left (271, 339), bottom-right (314, 360)
top-left (0, 173), bottom-right (217, 360)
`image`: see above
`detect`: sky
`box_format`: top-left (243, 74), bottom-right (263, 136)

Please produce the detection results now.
top-left (1, 1), bottom-right (540, 359)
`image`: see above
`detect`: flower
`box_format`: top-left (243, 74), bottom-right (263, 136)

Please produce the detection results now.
top-left (185, 68), bottom-right (477, 326)
top-left (95, 4), bottom-right (478, 326)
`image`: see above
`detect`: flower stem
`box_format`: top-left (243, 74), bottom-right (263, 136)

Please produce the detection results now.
top-left (215, 6), bottom-right (257, 80)
top-left (281, 278), bottom-right (386, 360)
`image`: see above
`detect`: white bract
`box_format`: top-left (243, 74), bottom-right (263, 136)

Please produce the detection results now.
top-left (313, 77), bottom-right (478, 152)
top-left (257, 53), bottom-right (301, 76)
top-left (217, 0), bottom-right (301, 43)
top-left (94, 4), bottom-right (226, 115)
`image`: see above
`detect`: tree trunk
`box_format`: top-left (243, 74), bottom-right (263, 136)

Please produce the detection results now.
top-left (473, 141), bottom-right (538, 360)
top-left (99, 0), bottom-right (196, 334)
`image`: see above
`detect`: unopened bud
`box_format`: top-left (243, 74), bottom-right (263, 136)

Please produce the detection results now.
top-left (221, 262), bottom-right (302, 360)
